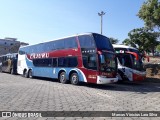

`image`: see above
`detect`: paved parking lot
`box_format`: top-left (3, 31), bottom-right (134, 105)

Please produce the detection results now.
top-left (0, 73), bottom-right (160, 120)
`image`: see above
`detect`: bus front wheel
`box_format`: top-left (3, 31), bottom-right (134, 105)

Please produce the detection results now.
top-left (23, 70), bottom-right (28, 78)
top-left (70, 73), bottom-right (79, 85)
top-left (59, 72), bottom-right (68, 84)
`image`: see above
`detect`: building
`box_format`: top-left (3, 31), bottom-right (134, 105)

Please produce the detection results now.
top-left (0, 37), bottom-right (28, 56)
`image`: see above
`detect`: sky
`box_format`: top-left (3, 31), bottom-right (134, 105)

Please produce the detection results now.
top-left (0, 0), bottom-right (146, 45)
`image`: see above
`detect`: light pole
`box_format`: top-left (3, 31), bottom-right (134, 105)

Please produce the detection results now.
top-left (98, 11), bottom-right (105, 34)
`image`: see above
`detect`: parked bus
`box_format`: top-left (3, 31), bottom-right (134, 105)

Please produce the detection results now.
top-left (113, 44), bottom-right (146, 82)
top-left (17, 33), bottom-right (118, 85)
top-left (0, 53), bottom-right (18, 74)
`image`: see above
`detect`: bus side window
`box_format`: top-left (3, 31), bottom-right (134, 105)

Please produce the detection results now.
top-left (58, 57), bottom-right (66, 67)
top-left (44, 58), bottom-right (52, 67)
top-left (68, 57), bottom-right (78, 67)
top-left (33, 58), bottom-right (52, 67)
top-left (83, 55), bottom-right (97, 70)
top-left (55, 40), bottom-right (64, 50)
top-left (52, 58), bottom-right (57, 67)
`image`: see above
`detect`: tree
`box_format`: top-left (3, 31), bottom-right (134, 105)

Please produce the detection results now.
top-left (122, 27), bottom-right (159, 55)
top-left (109, 37), bottom-right (119, 44)
top-left (138, 0), bottom-right (160, 30)
top-left (156, 44), bottom-right (160, 52)
top-left (123, 0), bottom-right (160, 56)
top-left (122, 38), bottom-right (137, 48)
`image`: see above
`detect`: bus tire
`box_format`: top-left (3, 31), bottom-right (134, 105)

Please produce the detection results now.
top-left (28, 70), bottom-right (33, 78)
top-left (59, 72), bottom-right (68, 84)
top-left (70, 73), bottom-right (79, 85)
top-left (23, 70), bottom-right (28, 78)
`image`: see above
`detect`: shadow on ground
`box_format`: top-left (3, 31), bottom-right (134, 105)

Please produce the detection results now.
top-left (83, 81), bottom-right (160, 93)
top-left (31, 76), bottom-right (160, 94)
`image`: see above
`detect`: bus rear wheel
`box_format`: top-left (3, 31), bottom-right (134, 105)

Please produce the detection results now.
top-left (70, 73), bottom-right (79, 85)
top-left (59, 72), bottom-right (68, 84)
top-left (28, 70), bottom-right (33, 78)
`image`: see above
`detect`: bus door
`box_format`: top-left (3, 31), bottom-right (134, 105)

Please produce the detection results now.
top-left (82, 53), bottom-right (98, 83)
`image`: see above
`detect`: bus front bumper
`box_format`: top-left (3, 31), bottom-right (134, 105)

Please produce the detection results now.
top-left (97, 76), bottom-right (118, 84)
top-left (132, 71), bottom-right (146, 81)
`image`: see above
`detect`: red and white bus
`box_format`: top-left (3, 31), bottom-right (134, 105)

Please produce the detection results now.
top-left (113, 44), bottom-right (146, 82)
top-left (17, 33), bottom-right (118, 85)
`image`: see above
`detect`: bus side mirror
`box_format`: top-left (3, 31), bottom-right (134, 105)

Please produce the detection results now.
top-left (100, 55), bottom-right (105, 64)
top-left (125, 51), bottom-right (139, 60)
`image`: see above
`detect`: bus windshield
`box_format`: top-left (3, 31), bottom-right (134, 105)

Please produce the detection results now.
top-left (131, 55), bottom-right (145, 71)
top-left (117, 53), bottom-right (133, 68)
top-left (117, 53), bottom-right (145, 71)
top-left (93, 33), bottom-right (114, 51)
top-left (99, 52), bottom-right (117, 73)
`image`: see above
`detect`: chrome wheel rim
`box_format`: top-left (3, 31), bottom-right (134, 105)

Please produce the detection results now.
top-left (72, 75), bottom-right (78, 84)
top-left (60, 74), bottom-right (65, 82)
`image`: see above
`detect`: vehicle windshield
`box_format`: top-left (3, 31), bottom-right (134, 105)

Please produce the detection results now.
top-left (117, 53), bottom-right (133, 68)
top-left (99, 52), bottom-right (117, 73)
top-left (131, 55), bottom-right (145, 71)
top-left (93, 33), bottom-right (114, 51)
top-left (117, 53), bottom-right (145, 71)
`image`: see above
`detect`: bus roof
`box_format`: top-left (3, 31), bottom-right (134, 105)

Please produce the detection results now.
top-left (20, 32), bottom-right (100, 49)
top-left (112, 44), bottom-right (138, 50)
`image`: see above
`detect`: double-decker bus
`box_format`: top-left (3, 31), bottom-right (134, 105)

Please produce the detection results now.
top-left (113, 44), bottom-right (146, 82)
top-left (0, 53), bottom-right (18, 74)
top-left (17, 33), bottom-right (118, 85)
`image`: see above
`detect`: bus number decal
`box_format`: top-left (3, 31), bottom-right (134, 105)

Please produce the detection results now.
top-left (30, 53), bottom-right (49, 59)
